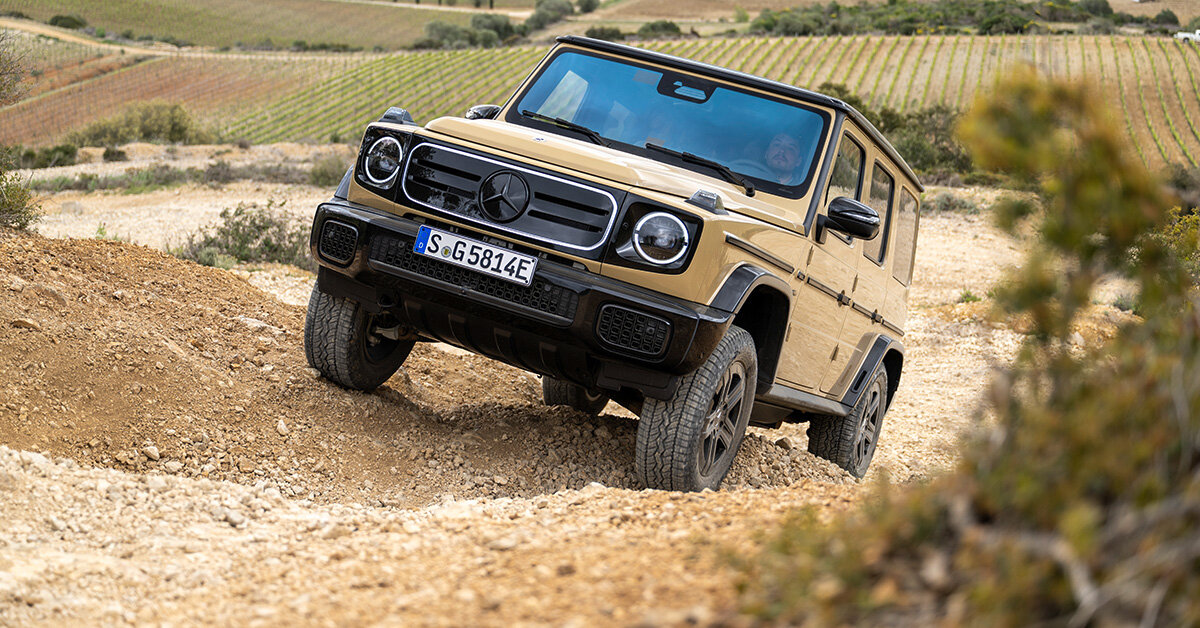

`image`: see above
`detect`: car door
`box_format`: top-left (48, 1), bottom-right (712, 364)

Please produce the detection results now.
top-left (821, 160), bottom-right (894, 394)
top-left (777, 130), bottom-right (866, 392)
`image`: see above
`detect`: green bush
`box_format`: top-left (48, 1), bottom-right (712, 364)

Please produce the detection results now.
top-left (738, 67), bottom-right (1199, 627)
top-left (923, 191), bottom-right (980, 213)
top-left (525, 0), bottom-right (573, 31)
top-left (0, 168), bottom-right (39, 230)
top-left (1079, 0), bottom-right (1113, 17)
top-left (48, 14), bottom-right (87, 30)
top-left (1153, 9), bottom-right (1179, 25)
top-left (576, 0), bottom-right (599, 13)
top-left (1188, 16), bottom-right (1200, 30)
top-left (309, 154), bottom-right (347, 187)
top-left (584, 26), bottom-right (625, 41)
top-left (3, 144), bottom-right (78, 169)
top-left (172, 200), bottom-right (312, 270)
top-left (68, 102), bottom-right (215, 147)
top-left (102, 146), bottom-right (128, 162)
top-left (636, 20), bottom-right (682, 38)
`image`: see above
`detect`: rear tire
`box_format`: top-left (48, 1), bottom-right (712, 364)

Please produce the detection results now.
top-left (304, 283), bottom-right (414, 391)
top-left (807, 369), bottom-right (888, 478)
top-left (635, 325), bottom-right (756, 492)
top-left (542, 377), bottom-right (609, 416)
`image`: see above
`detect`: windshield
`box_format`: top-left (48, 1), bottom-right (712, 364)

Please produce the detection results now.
top-left (509, 49), bottom-right (830, 198)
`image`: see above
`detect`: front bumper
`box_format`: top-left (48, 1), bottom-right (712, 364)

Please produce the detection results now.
top-left (310, 199), bottom-right (732, 400)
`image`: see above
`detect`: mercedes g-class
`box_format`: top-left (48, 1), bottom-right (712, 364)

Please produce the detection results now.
top-left (304, 36), bottom-right (922, 491)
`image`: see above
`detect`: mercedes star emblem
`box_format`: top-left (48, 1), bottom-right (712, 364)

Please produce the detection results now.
top-left (479, 171), bottom-right (530, 223)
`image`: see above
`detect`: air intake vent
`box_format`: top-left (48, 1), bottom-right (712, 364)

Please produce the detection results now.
top-left (596, 304), bottom-right (671, 357)
top-left (319, 220), bottom-right (358, 265)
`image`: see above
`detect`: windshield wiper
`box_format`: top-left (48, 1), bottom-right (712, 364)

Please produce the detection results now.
top-left (519, 110), bottom-right (609, 147)
top-left (644, 142), bottom-right (755, 197)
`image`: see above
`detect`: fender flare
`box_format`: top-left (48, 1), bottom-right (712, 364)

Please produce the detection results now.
top-left (839, 334), bottom-right (905, 410)
top-left (709, 263), bottom-right (792, 314)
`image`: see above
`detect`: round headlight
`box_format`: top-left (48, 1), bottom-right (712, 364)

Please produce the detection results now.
top-left (632, 212), bottom-right (689, 265)
top-left (364, 136), bottom-right (403, 185)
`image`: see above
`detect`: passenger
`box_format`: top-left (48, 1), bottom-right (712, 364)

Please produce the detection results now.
top-left (763, 133), bottom-right (803, 185)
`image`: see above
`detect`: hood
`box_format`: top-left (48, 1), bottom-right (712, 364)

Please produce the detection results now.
top-left (424, 117), bottom-right (807, 233)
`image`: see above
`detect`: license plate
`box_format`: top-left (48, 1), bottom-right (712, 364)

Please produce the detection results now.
top-left (414, 225), bottom-right (538, 286)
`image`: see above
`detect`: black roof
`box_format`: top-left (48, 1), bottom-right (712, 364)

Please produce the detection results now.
top-left (556, 35), bottom-right (923, 193)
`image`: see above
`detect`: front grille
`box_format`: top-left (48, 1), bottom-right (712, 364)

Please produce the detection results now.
top-left (369, 235), bottom-right (578, 320)
top-left (596, 304), bottom-right (671, 356)
top-left (319, 220), bottom-right (358, 265)
top-left (402, 142), bottom-right (617, 253)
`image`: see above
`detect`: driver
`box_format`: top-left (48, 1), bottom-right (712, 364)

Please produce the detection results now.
top-left (763, 133), bottom-right (803, 185)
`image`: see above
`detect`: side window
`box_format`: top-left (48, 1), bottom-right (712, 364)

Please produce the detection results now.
top-left (863, 163), bottom-right (894, 264)
top-left (824, 134), bottom-right (864, 206)
top-left (892, 188), bottom-right (920, 285)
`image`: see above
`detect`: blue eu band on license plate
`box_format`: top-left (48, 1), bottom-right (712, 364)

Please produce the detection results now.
top-left (414, 225), bottom-right (538, 286)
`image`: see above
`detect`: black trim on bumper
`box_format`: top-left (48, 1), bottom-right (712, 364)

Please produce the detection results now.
top-left (310, 199), bottom-right (732, 400)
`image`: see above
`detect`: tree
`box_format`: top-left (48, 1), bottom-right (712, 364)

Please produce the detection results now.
top-left (739, 67), bottom-right (1200, 627)
top-left (0, 30), bottom-right (21, 106)
top-left (1079, 0), bottom-right (1113, 18)
top-left (1153, 9), bottom-right (1179, 26)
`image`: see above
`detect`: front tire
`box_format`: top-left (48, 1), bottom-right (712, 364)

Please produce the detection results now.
top-left (304, 283), bottom-right (414, 391)
top-left (635, 325), bottom-right (756, 491)
top-left (542, 377), bottom-right (609, 416)
top-left (807, 369), bottom-right (888, 478)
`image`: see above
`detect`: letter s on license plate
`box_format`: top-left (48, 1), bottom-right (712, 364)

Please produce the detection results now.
top-left (413, 225), bottom-right (538, 286)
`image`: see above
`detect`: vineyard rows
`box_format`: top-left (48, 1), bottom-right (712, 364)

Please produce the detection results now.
top-left (5, 34), bottom-right (1200, 171)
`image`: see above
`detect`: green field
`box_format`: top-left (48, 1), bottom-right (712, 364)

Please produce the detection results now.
top-left (0, 0), bottom-right (473, 50)
top-left (3, 31), bottom-right (1200, 173)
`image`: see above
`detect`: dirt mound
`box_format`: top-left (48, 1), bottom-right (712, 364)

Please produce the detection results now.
top-left (0, 230), bottom-right (852, 510)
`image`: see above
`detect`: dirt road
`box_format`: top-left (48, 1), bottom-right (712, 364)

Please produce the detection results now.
top-left (0, 147), bottom-right (1050, 624)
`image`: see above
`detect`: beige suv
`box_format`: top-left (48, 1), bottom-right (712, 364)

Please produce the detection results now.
top-left (304, 36), bottom-right (921, 491)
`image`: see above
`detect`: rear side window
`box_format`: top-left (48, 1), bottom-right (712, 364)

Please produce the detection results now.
top-left (892, 188), bottom-right (919, 285)
top-left (825, 134), bottom-right (864, 205)
top-left (863, 163), bottom-right (893, 264)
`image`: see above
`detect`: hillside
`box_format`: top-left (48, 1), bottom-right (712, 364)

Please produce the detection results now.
top-left (0, 157), bottom-right (1053, 621)
top-left (3, 29), bottom-right (1200, 172)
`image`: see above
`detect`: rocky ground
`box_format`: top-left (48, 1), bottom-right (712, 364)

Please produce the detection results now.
top-left (0, 145), bottom-right (1131, 625)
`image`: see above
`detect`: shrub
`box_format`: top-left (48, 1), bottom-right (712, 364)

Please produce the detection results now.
top-left (739, 67), bottom-right (1198, 627)
top-left (734, 6), bottom-right (749, 23)
top-left (48, 14), bottom-right (87, 30)
top-left (958, 288), bottom-right (981, 303)
top-left (576, 0), bottom-right (599, 13)
top-left (1152, 9), bottom-right (1179, 26)
top-left (172, 200), bottom-right (312, 270)
top-left (102, 147), bottom-right (128, 162)
top-left (1079, 0), bottom-right (1113, 17)
top-left (584, 26), bottom-right (625, 41)
top-left (923, 191), bottom-right (980, 213)
top-left (0, 168), bottom-right (39, 230)
top-left (309, 154), bottom-right (347, 187)
top-left (637, 20), bottom-right (682, 38)
top-left (1188, 16), bottom-right (1200, 31)
top-left (5, 144), bottom-right (78, 169)
top-left (470, 13), bottom-right (516, 40)
top-left (525, 0), bottom-right (573, 31)
top-left (68, 102), bottom-right (215, 146)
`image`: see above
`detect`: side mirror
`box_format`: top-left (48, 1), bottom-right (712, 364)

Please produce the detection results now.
top-left (465, 104), bottom-right (502, 120)
top-left (817, 196), bottom-right (879, 243)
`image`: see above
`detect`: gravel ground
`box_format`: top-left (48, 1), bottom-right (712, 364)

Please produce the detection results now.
top-left (0, 145), bottom-right (1061, 625)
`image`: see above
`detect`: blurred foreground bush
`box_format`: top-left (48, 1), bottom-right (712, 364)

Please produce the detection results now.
top-left (172, 200), bottom-right (312, 270)
top-left (68, 102), bottom-right (216, 147)
top-left (737, 67), bottom-right (1199, 626)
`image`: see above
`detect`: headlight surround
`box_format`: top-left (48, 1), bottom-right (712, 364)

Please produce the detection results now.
top-left (632, 212), bottom-right (689, 265)
top-left (363, 135), bottom-right (403, 186)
